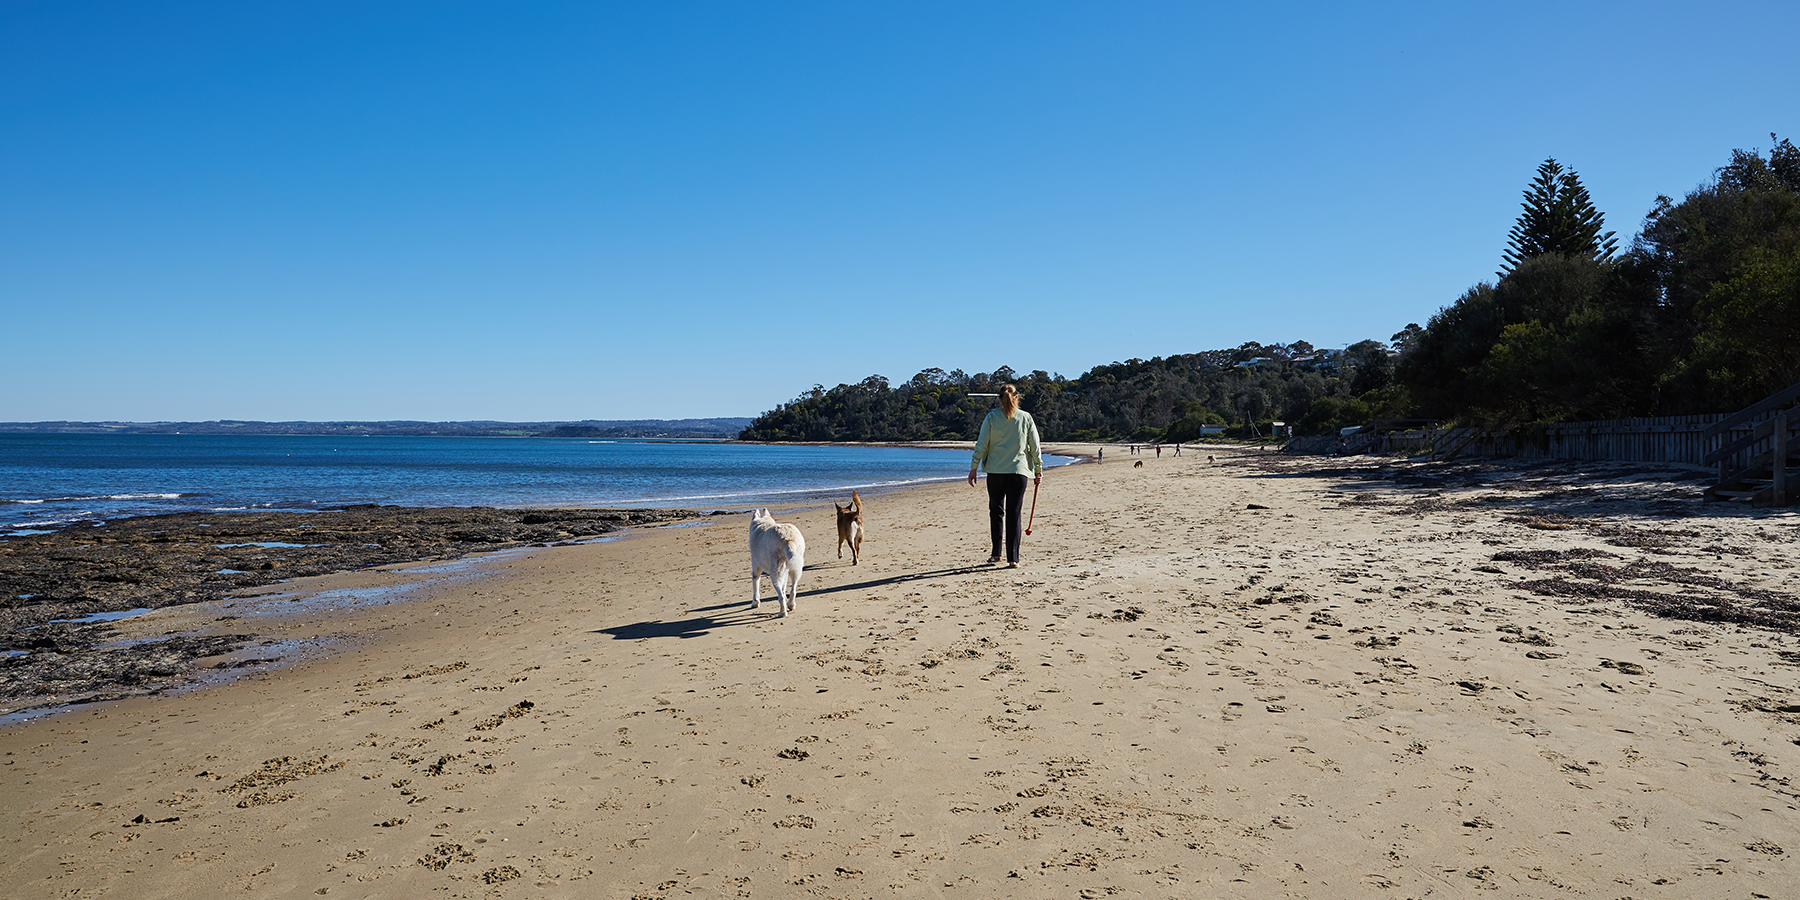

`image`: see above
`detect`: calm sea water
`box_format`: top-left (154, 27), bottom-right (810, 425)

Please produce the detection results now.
top-left (0, 434), bottom-right (1073, 535)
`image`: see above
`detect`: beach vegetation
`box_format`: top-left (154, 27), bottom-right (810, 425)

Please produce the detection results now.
top-left (1396, 134), bottom-right (1800, 423)
top-left (740, 346), bottom-right (1396, 442)
top-left (1499, 159), bottom-right (1617, 278)
top-left (744, 137), bottom-right (1800, 442)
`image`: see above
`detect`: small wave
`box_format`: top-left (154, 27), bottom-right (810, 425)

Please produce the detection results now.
top-left (1, 492), bottom-right (190, 505)
top-left (1, 515), bottom-right (102, 530)
top-left (206, 505), bottom-right (320, 513)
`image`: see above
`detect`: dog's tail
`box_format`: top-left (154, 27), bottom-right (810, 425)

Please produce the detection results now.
top-left (851, 490), bottom-right (862, 513)
top-left (782, 542), bottom-right (805, 593)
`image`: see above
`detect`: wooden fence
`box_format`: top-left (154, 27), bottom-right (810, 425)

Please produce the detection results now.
top-left (1287, 414), bottom-right (1733, 466)
top-left (1283, 382), bottom-right (1799, 506)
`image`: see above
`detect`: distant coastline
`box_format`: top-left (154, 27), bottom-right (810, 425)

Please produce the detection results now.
top-left (0, 417), bottom-right (753, 439)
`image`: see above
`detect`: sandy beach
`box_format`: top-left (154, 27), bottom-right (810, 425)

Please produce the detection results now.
top-left (2, 446), bottom-right (1797, 898)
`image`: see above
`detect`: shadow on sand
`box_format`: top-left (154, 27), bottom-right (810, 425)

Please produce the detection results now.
top-left (593, 610), bottom-right (768, 640)
top-left (594, 565), bottom-right (990, 639)
top-left (800, 565), bottom-right (990, 597)
top-left (1240, 456), bottom-right (1723, 521)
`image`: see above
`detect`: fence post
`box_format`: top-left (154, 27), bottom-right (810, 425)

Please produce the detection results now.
top-left (1716, 428), bottom-right (1727, 484)
top-left (1775, 410), bottom-right (1790, 507)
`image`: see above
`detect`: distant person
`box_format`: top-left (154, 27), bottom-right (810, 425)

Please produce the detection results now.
top-left (1097, 447), bottom-right (1103, 463)
top-left (968, 384), bottom-right (1042, 568)
top-left (1174, 443), bottom-right (1181, 456)
top-left (1155, 445), bottom-right (1162, 458)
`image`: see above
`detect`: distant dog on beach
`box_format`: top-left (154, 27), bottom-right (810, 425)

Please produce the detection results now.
top-left (835, 491), bottom-right (864, 565)
top-left (749, 509), bottom-right (806, 617)
top-left (1133, 460), bottom-right (1144, 468)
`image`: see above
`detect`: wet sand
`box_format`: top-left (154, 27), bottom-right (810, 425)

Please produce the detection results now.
top-left (2, 446), bottom-right (1797, 898)
top-left (0, 506), bottom-right (697, 717)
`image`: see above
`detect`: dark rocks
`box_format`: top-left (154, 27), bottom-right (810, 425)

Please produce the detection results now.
top-left (1, 506), bottom-right (689, 630)
top-left (0, 505), bottom-right (692, 713)
top-left (0, 633), bottom-right (255, 700)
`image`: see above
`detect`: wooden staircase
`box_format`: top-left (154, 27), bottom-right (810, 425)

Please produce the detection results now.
top-left (1429, 425), bottom-right (1499, 461)
top-left (1702, 380), bottom-right (1800, 507)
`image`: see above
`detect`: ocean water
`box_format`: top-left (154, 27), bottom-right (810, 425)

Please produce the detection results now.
top-left (0, 433), bottom-right (1074, 535)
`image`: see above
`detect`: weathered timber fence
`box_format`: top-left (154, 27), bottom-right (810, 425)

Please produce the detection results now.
top-left (1420, 416), bottom-right (1726, 465)
top-left (1282, 379), bottom-right (1800, 506)
top-left (1700, 381), bottom-right (1800, 506)
top-left (1287, 415), bottom-right (1728, 465)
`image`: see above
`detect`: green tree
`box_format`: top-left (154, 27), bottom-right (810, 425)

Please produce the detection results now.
top-left (1633, 135), bottom-right (1800, 410)
top-left (1394, 282), bottom-right (1504, 418)
top-left (1667, 248), bottom-right (1800, 408)
top-left (1399, 253), bottom-right (1650, 425)
top-left (1342, 339), bottom-right (1394, 394)
top-left (1390, 323), bottom-right (1423, 355)
top-left (1500, 159), bottom-right (1618, 277)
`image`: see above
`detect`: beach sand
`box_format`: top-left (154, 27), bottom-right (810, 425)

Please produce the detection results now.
top-left (2, 446), bottom-right (1797, 898)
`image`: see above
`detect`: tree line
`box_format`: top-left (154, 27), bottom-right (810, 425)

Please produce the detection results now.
top-left (1398, 136), bottom-right (1800, 427)
top-left (742, 135), bottom-right (1799, 442)
top-left (737, 344), bottom-right (1398, 443)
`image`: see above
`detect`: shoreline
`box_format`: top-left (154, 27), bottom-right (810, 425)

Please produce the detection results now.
top-left (3, 448), bottom-right (1796, 896)
top-left (1, 437), bottom-right (1045, 536)
top-left (0, 442), bottom-right (1091, 721)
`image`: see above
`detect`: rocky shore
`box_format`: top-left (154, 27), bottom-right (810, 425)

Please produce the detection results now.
top-left (0, 505), bottom-right (700, 714)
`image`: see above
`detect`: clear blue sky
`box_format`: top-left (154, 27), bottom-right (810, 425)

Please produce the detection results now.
top-left (5, 1), bottom-right (1796, 422)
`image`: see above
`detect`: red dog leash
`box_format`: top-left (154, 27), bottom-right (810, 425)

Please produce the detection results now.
top-left (1024, 477), bottom-right (1040, 535)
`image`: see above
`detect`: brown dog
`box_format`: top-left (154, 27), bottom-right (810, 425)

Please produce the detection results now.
top-left (1133, 460), bottom-right (1144, 468)
top-left (835, 491), bottom-right (864, 564)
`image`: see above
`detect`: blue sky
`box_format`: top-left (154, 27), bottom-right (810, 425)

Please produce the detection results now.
top-left (5, 1), bottom-right (1796, 422)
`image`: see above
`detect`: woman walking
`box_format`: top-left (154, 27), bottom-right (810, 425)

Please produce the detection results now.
top-left (967, 384), bottom-right (1043, 567)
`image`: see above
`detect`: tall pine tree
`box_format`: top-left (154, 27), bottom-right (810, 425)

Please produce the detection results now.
top-left (1499, 158), bottom-right (1618, 277)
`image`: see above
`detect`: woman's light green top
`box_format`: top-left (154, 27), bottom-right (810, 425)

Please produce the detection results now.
top-left (971, 409), bottom-right (1043, 477)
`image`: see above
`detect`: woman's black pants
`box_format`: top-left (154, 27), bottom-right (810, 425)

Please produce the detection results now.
top-left (986, 473), bottom-right (1028, 563)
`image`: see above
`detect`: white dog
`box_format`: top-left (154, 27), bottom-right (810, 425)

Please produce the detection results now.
top-left (748, 509), bottom-right (806, 617)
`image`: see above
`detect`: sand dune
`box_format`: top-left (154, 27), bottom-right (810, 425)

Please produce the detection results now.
top-left (2, 446), bottom-right (1796, 898)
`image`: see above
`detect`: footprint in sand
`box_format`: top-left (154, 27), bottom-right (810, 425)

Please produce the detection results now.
top-left (219, 755), bottom-right (344, 808)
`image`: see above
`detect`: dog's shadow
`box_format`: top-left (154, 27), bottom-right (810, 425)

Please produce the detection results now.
top-left (594, 607), bottom-right (768, 640)
top-left (594, 566), bottom-right (986, 639)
